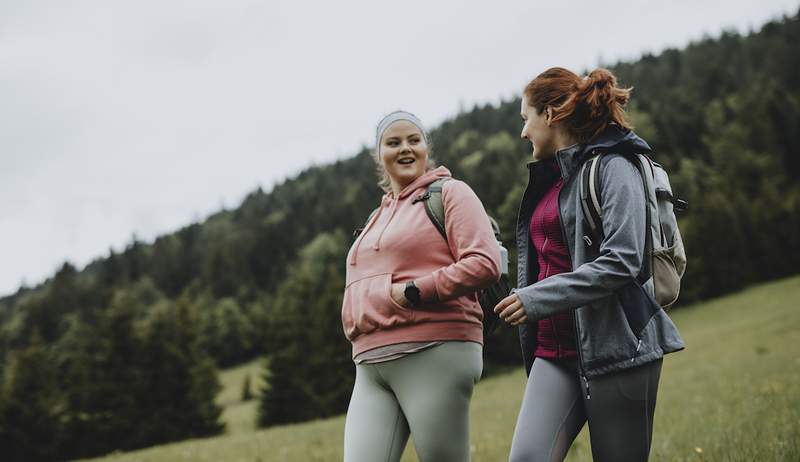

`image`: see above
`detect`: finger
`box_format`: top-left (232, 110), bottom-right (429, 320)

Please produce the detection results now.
top-left (494, 294), bottom-right (517, 313)
top-left (499, 302), bottom-right (519, 320)
top-left (499, 302), bottom-right (522, 321)
top-left (507, 308), bottom-right (527, 324)
top-left (493, 298), bottom-right (509, 313)
top-left (510, 313), bottom-right (527, 326)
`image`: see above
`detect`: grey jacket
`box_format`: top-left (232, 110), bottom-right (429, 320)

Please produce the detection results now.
top-left (515, 125), bottom-right (684, 382)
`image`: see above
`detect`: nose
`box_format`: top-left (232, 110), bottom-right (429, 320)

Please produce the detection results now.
top-left (520, 128), bottom-right (527, 140)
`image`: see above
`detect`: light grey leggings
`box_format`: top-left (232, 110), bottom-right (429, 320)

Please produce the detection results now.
top-left (344, 341), bottom-right (483, 462)
top-left (509, 357), bottom-right (662, 462)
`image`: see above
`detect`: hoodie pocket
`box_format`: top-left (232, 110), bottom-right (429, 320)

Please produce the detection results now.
top-left (341, 272), bottom-right (414, 340)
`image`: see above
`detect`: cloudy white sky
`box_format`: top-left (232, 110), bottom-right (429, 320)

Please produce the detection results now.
top-left (1, 0), bottom-right (797, 296)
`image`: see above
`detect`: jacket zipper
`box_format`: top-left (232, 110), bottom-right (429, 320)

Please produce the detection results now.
top-left (632, 338), bottom-right (643, 362)
top-left (555, 155), bottom-right (591, 400)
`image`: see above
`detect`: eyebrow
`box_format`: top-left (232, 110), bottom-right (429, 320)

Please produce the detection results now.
top-left (385, 133), bottom-right (421, 141)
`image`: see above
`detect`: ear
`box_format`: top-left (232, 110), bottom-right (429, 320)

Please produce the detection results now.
top-left (545, 107), bottom-right (554, 126)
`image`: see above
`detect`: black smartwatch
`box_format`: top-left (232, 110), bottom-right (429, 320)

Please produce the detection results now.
top-left (404, 281), bottom-right (422, 307)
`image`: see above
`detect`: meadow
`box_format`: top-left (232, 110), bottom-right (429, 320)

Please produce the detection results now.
top-left (80, 275), bottom-right (800, 462)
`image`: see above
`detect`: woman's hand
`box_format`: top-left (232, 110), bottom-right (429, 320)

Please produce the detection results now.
top-left (494, 293), bottom-right (528, 326)
top-left (391, 283), bottom-right (410, 307)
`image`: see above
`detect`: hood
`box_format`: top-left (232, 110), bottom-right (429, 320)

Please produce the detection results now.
top-left (583, 124), bottom-right (652, 156)
top-left (349, 166), bottom-right (452, 266)
top-left (529, 124), bottom-right (653, 180)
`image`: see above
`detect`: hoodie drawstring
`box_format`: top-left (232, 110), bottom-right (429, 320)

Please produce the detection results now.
top-left (349, 201), bottom-right (385, 266)
top-left (348, 166), bottom-right (452, 266)
top-left (373, 198), bottom-right (399, 251)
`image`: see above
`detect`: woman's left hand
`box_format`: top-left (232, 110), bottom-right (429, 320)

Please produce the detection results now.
top-left (494, 293), bottom-right (527, 326)
top-left (390, 283), bottom-right (410, 307)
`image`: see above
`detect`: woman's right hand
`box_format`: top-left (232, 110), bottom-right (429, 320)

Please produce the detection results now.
top-left (494, 293), bottom-right (528, 326)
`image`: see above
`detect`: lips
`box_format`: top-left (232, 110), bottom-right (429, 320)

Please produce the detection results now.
top-left (397, 158), bottom-right (415, 164)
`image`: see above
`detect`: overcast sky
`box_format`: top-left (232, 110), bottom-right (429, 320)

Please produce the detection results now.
top-left (1, 0), bottom-right (797, 296)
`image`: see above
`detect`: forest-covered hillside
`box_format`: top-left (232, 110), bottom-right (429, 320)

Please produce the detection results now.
top-left (1, 10), bottom-right (799, 461)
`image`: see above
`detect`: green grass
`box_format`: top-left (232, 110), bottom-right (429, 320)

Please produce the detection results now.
top-left (78, 276), bottom-right (800, 461)
top-left (215, 359), bottom-right (266, 435)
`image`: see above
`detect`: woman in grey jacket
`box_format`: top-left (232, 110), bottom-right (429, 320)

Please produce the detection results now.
top-left (494, 67), bottom-right (684, 462)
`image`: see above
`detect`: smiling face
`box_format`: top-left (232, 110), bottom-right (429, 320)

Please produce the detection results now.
top-left (379, 120), bottom-right (429, 193)
top-left (520, 95), bottom-right (558, 161)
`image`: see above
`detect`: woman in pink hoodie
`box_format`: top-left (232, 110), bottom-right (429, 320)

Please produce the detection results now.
top-left (342, 110), bottom-right (501, 462)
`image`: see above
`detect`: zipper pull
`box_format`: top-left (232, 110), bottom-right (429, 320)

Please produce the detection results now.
top-left (583, 375), bottom-right (591, 400)
top-left (631, 339), bottom-right (643, 362)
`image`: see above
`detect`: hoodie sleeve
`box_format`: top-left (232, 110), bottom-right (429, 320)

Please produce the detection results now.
top-left (415, 180), bottom-right (502, 303)
top-left (514, 154), bottom-right (647, 321)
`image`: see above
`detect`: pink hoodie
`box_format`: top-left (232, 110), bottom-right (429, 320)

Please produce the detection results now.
top-left (342, 166), bottom-right (501, 357)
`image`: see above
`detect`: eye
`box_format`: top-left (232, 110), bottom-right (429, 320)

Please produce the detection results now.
top-left (387, 140), bottom-right (399, 147)
top-left (409, 137), bottom-right (420, 144)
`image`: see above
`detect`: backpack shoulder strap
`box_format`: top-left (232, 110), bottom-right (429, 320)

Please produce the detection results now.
top-left (580, 153), bottom-right (604, 238)
top-left (419, 178), bottom-right (450, 241)
top-left (580, 151), bottom-right (654, 284)
top-left (582, 151), bottom-right (653, 235)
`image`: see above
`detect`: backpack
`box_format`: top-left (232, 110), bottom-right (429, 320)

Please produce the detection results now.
top-left (355, 178), bottom-right (511, 337)
top-left (579, 152), bottom-right (688, 309)
top-left (413, 178), bottom-right (511, 337)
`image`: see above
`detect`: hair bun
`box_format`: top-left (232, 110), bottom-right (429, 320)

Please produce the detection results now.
top-left (584, 68), bottom-right (616, 90)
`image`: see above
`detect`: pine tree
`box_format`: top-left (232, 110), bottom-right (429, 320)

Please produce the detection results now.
top-left (241, 374), bottom-right (253, 401)
top-left (0, 331), bottom-right (63, 462)
top-left (136, 295), bottom-right (224, 445)
top-left (258, 231), bottom-right (354, 427)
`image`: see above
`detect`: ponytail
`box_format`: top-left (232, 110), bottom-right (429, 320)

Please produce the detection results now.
top-left (524, 67), bottom-right (632, 142)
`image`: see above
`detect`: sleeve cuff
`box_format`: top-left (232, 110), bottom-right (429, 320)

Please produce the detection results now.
top-left (516, 286), bottom-right (543, 322)
top-left (415, 275), bottom-right (439, 303)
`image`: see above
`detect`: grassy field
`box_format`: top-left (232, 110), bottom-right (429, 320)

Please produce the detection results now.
top-left (79, 276), bottom-right (800, 462)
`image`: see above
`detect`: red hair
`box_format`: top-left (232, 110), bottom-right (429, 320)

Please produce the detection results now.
top-left (523, 67), bottom-right (632, 142)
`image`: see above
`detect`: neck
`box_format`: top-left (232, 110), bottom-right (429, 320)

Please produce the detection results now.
top-left (553, 129), bottom-right (579, 154)
top-left (390, 179), bottom-right (408, 197)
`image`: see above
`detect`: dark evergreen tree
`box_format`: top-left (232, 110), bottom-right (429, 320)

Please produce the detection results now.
top-left (241, 374), bottom-right (253, 401)
top-left (258, 231), bottom-right (354, 426)
top-left (136, 295), bottom-right (224, 445)
top-left (0, 331), bottom-right (63, 462)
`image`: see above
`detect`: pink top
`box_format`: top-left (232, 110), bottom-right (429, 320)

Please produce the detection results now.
top-left (342, 167), bottom-right (501, 358)
top-left (529, 160), bottom-right (577, 359)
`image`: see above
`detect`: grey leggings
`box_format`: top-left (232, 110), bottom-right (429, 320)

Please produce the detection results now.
top-left (344, 341), bottom-right (483, 462)
top-left (509, 357), bottom-right (662, 462)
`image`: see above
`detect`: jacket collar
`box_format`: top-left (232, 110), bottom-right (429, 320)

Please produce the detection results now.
top-left (526, 125), bottom-right (652, 181)
top-left (526, 143), bottom-right (586, 181)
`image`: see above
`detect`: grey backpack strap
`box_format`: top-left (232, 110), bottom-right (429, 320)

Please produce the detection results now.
top-left (580, 153), bottom-right (603, 238)
top-left (413, 178), bottom-right (450, 241)
top-left (581, 152), bottom-right (653, 285)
